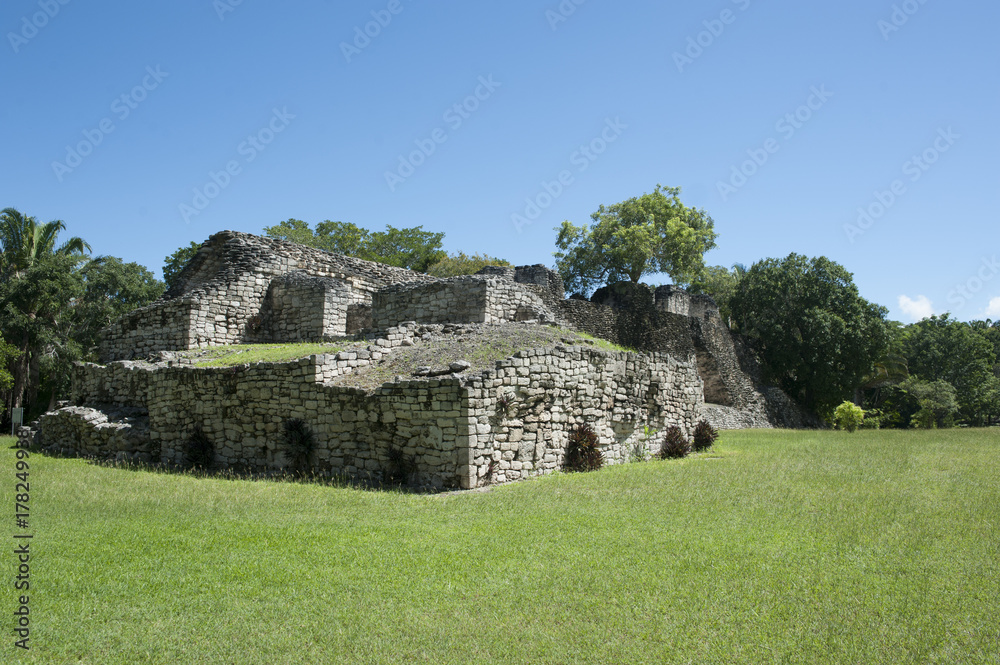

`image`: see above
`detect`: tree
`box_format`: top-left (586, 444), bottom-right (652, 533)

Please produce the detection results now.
top-left (0, 335), bottom-right (20, 392)
top-left (729, 254), bottom-right (890, 415)
top-left (0, 253), bottom-right (84, 413)
top-left (0, 208), bottom-right (90, 280)
top-left (162, 242), bottom-right (201, 290)
top-left (899, 377), bottom-right (960, 429)
top-left (553, 185), bottom-right (717, 295)
top-left (687, 264), bottom-right (741, 326)
top-left (901, 315), bottom-right (998, 425)
top-left (261, 218), bottom-right (320, 248)
top-left (0, 210), bottom-right (91, 414)
top-left (263, 219), bottom-right (446, 272)
top-left (427, 252), bottom-right (512, 277)
top-left (73, 257), bottom-right (165, 356)
top-left (971, 319), bottom-right (1000, 377)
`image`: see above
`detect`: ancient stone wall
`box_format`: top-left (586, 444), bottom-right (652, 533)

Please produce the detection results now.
top-left (372, 276), bottom-right (553, 332)
top-left (99, 231), bottom-right (437, 361)
top-left (73, 361), bottom-right (153, 409)
top-left (461, 347), bottom-right (703, 487)
top-left (43, 323), bottom-right (705, 489)
top-left (550, 282), bottom-right (809, 429)
top-left (258, 271), bottom-right (352, 343)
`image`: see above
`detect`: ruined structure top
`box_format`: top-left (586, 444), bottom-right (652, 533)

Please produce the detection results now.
top-left (100, 230), bottom-right (440, 361)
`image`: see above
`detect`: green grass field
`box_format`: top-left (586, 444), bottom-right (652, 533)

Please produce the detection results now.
top-left (2, 429), bottom-right (998, 664)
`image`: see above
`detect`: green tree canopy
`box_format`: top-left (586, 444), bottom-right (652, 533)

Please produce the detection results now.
top-left (73, 257), bottom-right (165, 355)
top-left (730, 253), bottom-right (890, 415)
top-left (162, 241), bottom-right (202, 290)
top-left (0, 335), bottom-right (20, 392)
top-left (899, 377), bottom-right (960, 429)
top-left (687, 264), bottom-right (744, 326)
top-left (900, 315), bottom-right (998, 425)
top-left (263, 219), bottom-right (446, 272)
top-left (0, 207), bottom-right (90, 280)
top-left (427, 252), bottom-right (512, 278)
top-left (0, 252), bottom-right (84, 412)
top-left (553, 185), bottom-right (717, 295)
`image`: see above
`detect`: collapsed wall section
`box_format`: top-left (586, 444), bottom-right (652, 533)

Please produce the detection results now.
top-left (556, 282), bottom-right (787, 429)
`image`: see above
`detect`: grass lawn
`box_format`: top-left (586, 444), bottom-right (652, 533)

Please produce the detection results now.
top-left (2, 429), bottom-right (998, 664)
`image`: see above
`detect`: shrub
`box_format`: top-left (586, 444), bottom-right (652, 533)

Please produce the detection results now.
top-left (833, 401), bottom-right (865, 433)
top-left (563, 424), bottom-right (603, 472)
top-left (496, 392), bottom-right (515, 417)
top-left (184, 426), bottom-right (214, 470)
top-left (692, 420), bottom-right (719, 451)
top-left (385, 446), bottom-right (418, 485)
top-left (860, 409), bottom-right (883, 430)
top-left (659, 426), bottom-right (691, 459)
top-left (282, 418), bottom-right (316, 470)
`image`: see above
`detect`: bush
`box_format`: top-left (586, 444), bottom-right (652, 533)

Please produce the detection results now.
top-left (496, 392), bottom-right (515, 418)
top-left (833, 401), bottom-right (865, 433)
top-left (659, 426), bottom-right (691, 459)
top-left (692, 420), bottom-right (719, 451)
top-left (563, 424), bottom-right (603, 472)
top-left (860, 409), bottom-right (883, 430)
top-left (386, 446), bottom-right (418, 485)
top-left (282, 418), bottom-right (316, 470)
top-left (184, 426), bottom-right (214, 470)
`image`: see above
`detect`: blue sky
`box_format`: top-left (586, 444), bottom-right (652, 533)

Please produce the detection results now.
top-left (2, 0), bottom-right (997, 322)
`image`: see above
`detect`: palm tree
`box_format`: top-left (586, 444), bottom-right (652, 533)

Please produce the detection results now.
top-left (0, 208), bottom-right (90, 413)
top-left (857, 354), bottom-right (910, 407)
top-left (0, 208), bottom-right (91, 280)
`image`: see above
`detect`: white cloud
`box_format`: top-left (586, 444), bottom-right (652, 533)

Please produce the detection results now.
top-left (984, 296), bottom-right (1000, 319)
top-left (898, 295), bottom-right (935, 322)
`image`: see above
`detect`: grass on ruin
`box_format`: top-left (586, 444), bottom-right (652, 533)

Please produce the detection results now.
top-left (189, 342), bottom-right (348, 367)
top-left (3, 429), bottom-right (999, 664)
top-left (557, 326), bottom-right (636, 353)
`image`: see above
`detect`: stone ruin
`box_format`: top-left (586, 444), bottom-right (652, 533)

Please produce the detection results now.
top-left (23, 230), bottom-right (815, 489)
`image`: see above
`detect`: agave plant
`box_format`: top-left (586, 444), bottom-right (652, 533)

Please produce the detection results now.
top-left (659, 426), bottom-right (690, 459)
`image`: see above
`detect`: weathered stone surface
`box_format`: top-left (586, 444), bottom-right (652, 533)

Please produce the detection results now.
top-left (449, 361), bottom-right (471, 373)
top-left (99, 231), bottom-right (438, 361)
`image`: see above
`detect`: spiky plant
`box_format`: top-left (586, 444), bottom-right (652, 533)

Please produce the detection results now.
top-left (282, 418), bottom-right (316, 470)
top-left (184, 426), bottom-right (214, 470)
top-left (563, 424), bottom-right (603, 472)
top-left (659, 426), bottom-right (691, 459)
top-left (692, 420), bottom-right (719, 452)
